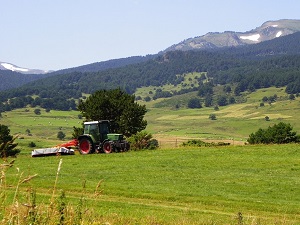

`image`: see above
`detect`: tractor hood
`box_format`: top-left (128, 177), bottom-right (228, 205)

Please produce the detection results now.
top-left (107, 133), bottom-right (124, 141)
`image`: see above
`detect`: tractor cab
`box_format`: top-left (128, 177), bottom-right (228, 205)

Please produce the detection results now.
top-left (83, 120), bottom-right (109, 143)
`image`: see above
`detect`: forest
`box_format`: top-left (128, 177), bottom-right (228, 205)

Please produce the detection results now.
top-left (1, 32), bottom-right (300, 112)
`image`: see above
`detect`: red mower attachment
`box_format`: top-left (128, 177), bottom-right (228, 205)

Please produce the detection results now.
top-left (59, 139), bottom-right (78, 148)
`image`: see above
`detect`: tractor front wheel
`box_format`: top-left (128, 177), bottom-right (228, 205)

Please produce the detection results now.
top-left (79, 138), bottom-right (94, 154)
top-left (103, 141), bottom-right (113, 154)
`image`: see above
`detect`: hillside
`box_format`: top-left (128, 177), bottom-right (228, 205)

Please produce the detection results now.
top-left (1, 32), bottom-right (300, 112)
top-left (0, 55), bottom-right (154, 91)
top-left (163, 19), bottom-right (300, 52)
top-left (0, 70), bottom-right (51, 91)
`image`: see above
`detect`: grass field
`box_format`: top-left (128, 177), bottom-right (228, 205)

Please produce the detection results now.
top-left (1, 87), bottom-right (300, 149)
top-left (2, 144), bottom-right (300, 224)
top-left (1, 87), bottom-right (300, 224)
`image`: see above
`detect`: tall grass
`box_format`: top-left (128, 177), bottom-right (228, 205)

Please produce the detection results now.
top-left (1, 144), bottom-right (300, 224)
top-left (0, 158), bottom-right (92, 224)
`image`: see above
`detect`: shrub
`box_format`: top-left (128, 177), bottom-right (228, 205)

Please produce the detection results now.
top-left (34, 109), bottom-right (41, 115)
top-left (57, 131), bottom-right (66, 140)
top-left (144, 96), bottom-right (151, 102)
top-left (127, 131), bottom-right (158, 150)
top-left (209, 114), bottom-right (217, 120)
top-left (28, 141), bottom-right (36, 147)
top-left (72, 126), bottom-right (84, 139)
top-left (181, 139), bottom-right (230, 147)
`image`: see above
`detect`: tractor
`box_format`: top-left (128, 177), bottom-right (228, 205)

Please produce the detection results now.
top-left (78, 120), bottom-right (130, 154)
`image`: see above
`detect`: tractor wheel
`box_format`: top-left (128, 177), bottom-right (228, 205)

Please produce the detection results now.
top-left (103, 141), bottom-right (113, 154)
top-left (79, 138), bottom-right (93, 154)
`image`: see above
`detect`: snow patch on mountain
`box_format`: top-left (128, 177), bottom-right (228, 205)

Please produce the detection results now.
top-left (0, 62), bottom-right (53, 74)
top-left (239, 34), bottom-right (260, 42)
top-left (276, 31), bottom-right (283, 37)
top-left (1, 62), bottom-right (29, 72)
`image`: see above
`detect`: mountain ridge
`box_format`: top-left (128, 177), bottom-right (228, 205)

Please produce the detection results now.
top-left (0, 19), bottom-right (300, 93)
top-left (1, 19), bottom-right (299, 76)
top-left (162, 19), bottom-right (300, 52)
top-left (1, 31), bottom-right (300, 112)
top-left (0, 62), bottom-right (52, 74)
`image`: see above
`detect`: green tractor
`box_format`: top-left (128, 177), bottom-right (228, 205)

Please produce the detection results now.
top-left (78, 120), bottom-right (130, 154)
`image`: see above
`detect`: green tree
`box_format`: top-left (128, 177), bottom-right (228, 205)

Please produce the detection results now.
top-left (77, 89), bottom-right (147, 137)
top-left (0, 124), bottom-right (20, 158)
top-left (217, 95), bottom-right (228, 106)
top-left (188, 98), bottom-right (202, 109)
top-left (247, 122), bottom-right (300, 144)
top-left (204, 94), bottom-right (213, 107)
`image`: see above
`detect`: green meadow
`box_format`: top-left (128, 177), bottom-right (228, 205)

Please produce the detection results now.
top-left (3, 145), bottom-right (300, 224)
top-left (1, 86), bottom-right (300, 224)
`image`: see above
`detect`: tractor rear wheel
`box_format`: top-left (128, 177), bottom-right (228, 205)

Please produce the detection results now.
top-left (103, 141), bottom-right (113, 154)
top-left (79, 138), bottom-right (94, 154)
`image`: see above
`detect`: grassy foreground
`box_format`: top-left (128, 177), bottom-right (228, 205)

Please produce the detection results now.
top-left (2, 144), bottom-right (300, 224)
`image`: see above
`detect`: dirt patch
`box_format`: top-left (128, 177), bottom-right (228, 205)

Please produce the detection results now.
top-left (153, 134), bottom-right (245, 148)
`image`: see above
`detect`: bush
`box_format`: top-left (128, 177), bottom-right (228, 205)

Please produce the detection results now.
top-left (57, 131), bottom-right (66, 140)
top-left (181, 139), bottom-right (230, 147)
top-left (127, 131), bottom-right (158, 150)
top-left (209, 114), bottom-right (217, 120)
top-left (34, 109), bottom-right (41, 115)
top-left (28, 141), bottom-right (36, 147)
top-left (147, 139), bottom-right (159, 150)
top-left (72, 126), bottom-right (84, 139)
top-left (247, 122), bottom-right (300, 144)
top-left (144, 96), bottom-right (151, 102)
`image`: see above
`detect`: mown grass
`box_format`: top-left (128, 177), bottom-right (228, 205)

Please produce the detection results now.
top-left (2, 144), bottom-right (300, 224)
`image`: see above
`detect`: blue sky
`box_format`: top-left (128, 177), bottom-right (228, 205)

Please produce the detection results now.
top-left (0, 0), bottom-right (299, 71)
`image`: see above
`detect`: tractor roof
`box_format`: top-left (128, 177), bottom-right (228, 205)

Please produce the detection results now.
top-left (84, 120), bottom-right (110, 125)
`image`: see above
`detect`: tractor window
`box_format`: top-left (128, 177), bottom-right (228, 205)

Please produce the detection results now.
top-left (100, 123), bottom-right (109, 134)
top-left (84, 124), bottom-right (98, 135)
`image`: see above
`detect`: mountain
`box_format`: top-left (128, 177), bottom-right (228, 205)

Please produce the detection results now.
top-left (0, 61), bottom-right (55, 91)
top-left (1, 19), bottom-right (300, 98)
top-left (0, 56), bottom-right (155, 91)
top-left (163, 19), bottom-right (300, 52)
top-left (1, 30), bottom-right (300, 112)
top-left (0, 62), bottom-right (51, 74)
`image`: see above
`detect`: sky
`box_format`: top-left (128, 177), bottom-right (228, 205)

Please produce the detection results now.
top-left (0, 0), bottom-right (299, 71)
